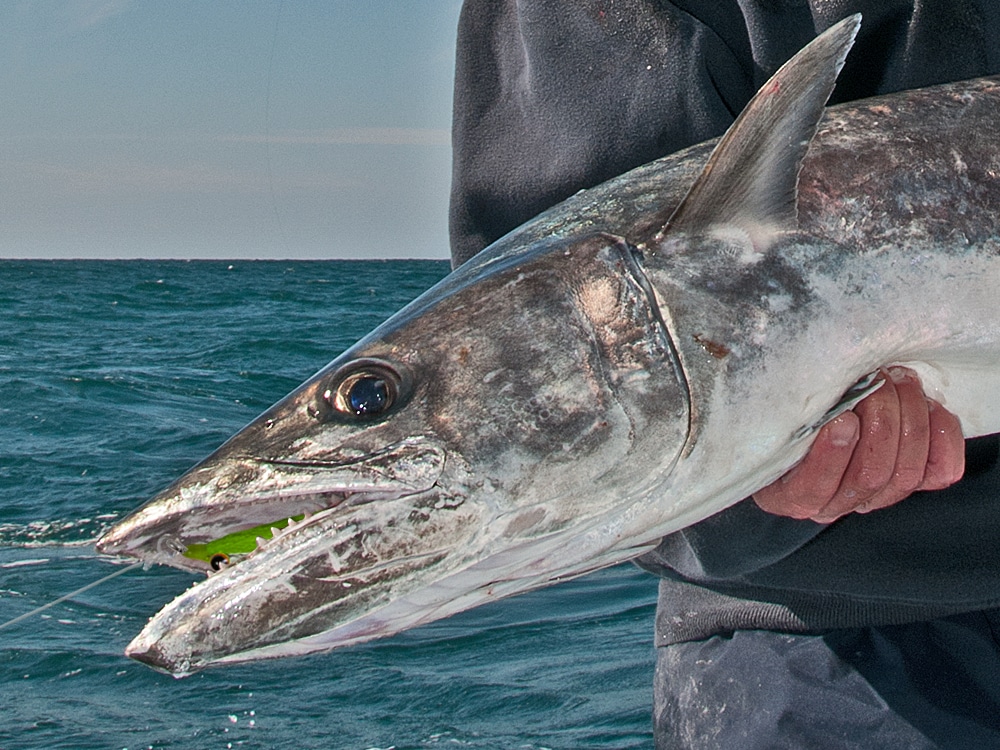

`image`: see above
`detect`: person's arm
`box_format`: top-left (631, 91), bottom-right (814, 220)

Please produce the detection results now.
top-left (753, 367), bottom-right (966, 523)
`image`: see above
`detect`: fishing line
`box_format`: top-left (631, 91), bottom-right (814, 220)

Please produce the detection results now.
top-left (0, 560), bottom-right (142, 632)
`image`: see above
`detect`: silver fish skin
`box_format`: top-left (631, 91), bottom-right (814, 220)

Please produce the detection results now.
top-left (96, 15), bottom-right (1000, 675)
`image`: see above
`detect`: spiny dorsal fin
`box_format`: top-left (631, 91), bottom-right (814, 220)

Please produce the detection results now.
top-left (656, 14), bottom-right (861, 250)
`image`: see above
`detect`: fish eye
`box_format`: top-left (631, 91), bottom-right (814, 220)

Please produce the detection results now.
top-left (210, 553), bottom-right (230, 571)
top-left (322, 360), bottom-right (404, 420)
top-left (345, 374), bottom-right (390, 415)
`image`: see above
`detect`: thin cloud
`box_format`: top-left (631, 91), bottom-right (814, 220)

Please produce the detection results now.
top-left (9, 155), bottom-right (373, 196)
top-left (56, 0), bottom-right (132, 32)
top-left (10, 128), bottom-right (452, 147)
top-left (12, 159), bottom-right (263, 194)
top-left (226, 128), bottom-right (451, 147)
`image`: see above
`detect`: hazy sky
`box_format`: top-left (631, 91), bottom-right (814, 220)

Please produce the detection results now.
top-left (1, 1), bottom-right (462, 259)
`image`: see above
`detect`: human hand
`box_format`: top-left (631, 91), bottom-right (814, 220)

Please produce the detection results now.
top-left (753, 367), bottom-right (966, 523)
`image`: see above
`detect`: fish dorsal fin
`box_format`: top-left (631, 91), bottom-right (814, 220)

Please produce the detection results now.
top-left (656, 14), bottom-right (861, 250)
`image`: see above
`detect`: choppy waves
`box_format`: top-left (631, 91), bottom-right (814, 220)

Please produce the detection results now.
top-left (0, 517), bottom-right (113, 548)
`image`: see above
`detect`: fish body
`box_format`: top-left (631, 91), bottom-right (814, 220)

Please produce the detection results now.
top-left (97, 16), bottom-right (1000, 675)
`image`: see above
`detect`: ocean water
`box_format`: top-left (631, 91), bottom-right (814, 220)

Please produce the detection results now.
top-left (0, 260), bottom-right (657, 750)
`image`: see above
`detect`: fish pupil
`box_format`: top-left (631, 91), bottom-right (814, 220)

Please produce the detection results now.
top-left (347, 376), bottom-right (389, 415)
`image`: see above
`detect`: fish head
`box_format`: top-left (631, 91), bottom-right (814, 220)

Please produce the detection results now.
top-left (95, 232), bottom-right (690, 674)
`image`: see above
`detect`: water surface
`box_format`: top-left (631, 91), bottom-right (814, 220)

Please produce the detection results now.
top-left (0, 260), bottom-right (657, 749)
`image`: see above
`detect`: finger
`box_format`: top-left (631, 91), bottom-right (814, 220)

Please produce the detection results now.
top-left (753, 412), bottom-right (859, 519)
top-left (919, 399), bottom-right (965, 490)
top-left (811, 369), bottom-right (901, 522)
top-left (855, 367), bottom-right (931, 513)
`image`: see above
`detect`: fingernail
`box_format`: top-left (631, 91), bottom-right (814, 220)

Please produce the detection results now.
top-left (827, 415), bottom-right (858, 447)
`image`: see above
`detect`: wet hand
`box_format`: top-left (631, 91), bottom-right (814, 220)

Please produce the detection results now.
top-left (753, 367), bottom-right (965, 523)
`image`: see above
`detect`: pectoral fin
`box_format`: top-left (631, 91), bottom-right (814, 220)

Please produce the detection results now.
top-left (793, 371), bottom-right (884, 441)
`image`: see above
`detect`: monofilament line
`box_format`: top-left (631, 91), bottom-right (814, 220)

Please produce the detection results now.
top-left (0, 561), bottom-right (142, 632)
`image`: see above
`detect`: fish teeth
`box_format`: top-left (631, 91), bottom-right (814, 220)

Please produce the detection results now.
top-left (246, 513), bottom-right (316, 556)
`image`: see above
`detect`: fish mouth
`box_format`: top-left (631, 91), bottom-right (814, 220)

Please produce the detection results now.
top-left (120, 484), bottom-right (483, 675)
top-left (95, 436), bottom-right (486, 674)
top-left (96, 437), bottom-right (448, 575)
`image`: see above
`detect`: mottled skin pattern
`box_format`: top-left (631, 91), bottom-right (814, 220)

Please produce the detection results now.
top-left (98, 20), bottom-right (1000, 673)
top-left (801, 78), bottom-right (1000, 248)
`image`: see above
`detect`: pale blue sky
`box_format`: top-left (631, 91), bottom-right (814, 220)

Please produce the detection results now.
top-left (1, 1), bottom-right (462, 259)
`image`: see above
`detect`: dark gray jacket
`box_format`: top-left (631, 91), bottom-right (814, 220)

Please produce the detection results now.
top-left (451, 0), bottom-right (1000, 642)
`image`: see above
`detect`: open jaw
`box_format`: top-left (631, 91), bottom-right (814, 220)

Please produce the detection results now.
top-left (93, 437), bottom-right (495, 674)
top-left (120, 481), bottom-right (483, 676)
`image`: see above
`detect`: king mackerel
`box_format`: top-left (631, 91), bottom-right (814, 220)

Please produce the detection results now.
top-left (97, 15), bottom-right (1000, 675)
